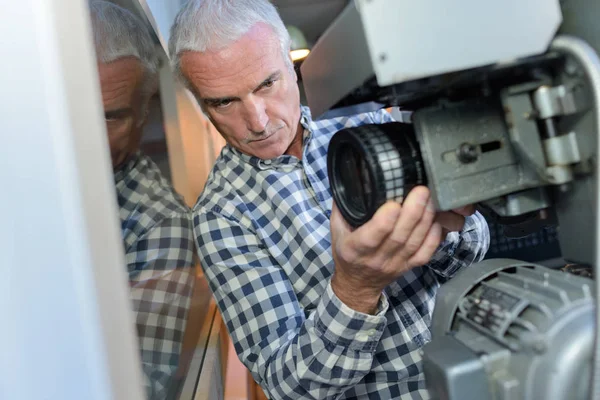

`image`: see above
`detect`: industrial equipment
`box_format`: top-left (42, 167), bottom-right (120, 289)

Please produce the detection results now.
top-left (301, 1), bottom-right (600, 398)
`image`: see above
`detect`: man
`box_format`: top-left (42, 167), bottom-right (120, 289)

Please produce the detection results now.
top-left (90, 2), bottom-right (195, 399)
top-left (169, 0), bottom-right (489, 398)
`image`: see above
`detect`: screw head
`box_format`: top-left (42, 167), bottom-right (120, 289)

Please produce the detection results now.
top-left (457, 143), bottom-right (478, 164)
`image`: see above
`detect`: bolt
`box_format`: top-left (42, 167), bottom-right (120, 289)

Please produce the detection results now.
top-left (457, 143), bottom-right (478, 164)
top-left (379, 53), bottom-right (387, 63)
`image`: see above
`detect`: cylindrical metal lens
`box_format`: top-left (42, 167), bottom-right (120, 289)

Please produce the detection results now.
top-left (327, 122), bottom-right (427, 227)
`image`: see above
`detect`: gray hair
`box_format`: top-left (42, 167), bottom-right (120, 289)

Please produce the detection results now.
top-left (168, 0), bottom-right (292, 90)
top-left (89, 1), bottom-right (160, 103)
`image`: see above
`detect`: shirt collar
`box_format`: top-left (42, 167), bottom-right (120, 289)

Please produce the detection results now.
top-left (113, 151), bottom-right (142, 183)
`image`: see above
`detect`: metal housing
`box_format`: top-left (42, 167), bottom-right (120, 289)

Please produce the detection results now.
top-left (301, 0), bottom-right (562, 117)
top-left (424, 259), bottom-right (594, 400)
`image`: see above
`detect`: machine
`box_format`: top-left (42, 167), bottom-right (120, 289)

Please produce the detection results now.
top-left (300, 1), bottom-right (600, 399)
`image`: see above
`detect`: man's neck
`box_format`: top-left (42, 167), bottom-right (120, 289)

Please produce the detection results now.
top-left (112, 150), bottom-right (138, 173)
top-left (284, 120), bottom-right (304, 159)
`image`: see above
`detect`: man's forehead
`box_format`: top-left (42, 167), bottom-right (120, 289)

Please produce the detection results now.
top-left (180, 23), bottom-right (282, 91)
top-left (98, 58), bottom-right (143, 88)
top-left (98, 58), bottom-right (144, 103)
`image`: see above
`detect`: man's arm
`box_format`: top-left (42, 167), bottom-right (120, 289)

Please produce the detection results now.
top-left (427, 211), bottom-right (490, 279)
top-left (195, 209), bottom-right (389, 400)
top-left (126, 211), bottom-right (195, 400)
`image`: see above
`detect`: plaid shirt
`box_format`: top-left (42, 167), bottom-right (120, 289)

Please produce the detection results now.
top-left (115, 152), bottom-right (195, 400)
top-left (194, 107), bottom-right (490, 399)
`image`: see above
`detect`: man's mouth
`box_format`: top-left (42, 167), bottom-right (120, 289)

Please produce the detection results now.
top-left (250, 126), bottom-right (283, 143)
top-left (252, 134), bottom-right (272, 143)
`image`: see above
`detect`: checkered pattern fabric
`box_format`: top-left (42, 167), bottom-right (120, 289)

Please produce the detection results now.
top-left (115, 152), bottom-right (195, 400)
top-left (193, 107), bottom-right (490, 399)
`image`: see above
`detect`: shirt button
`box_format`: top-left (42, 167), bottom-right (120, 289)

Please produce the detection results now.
top-left (263, 159), bottom-right (272, 165)
top-left (358, 333), bottom-right (369, 341)
top-left (367, 329), bottom-right (377, 336)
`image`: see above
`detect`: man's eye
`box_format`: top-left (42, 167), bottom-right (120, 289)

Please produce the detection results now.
top-left (263, 80), bottom-right (275, 89)
top-left (215, 100), bottom-right (232, 109)
top-left (105, 112), bottom-right (127, 122)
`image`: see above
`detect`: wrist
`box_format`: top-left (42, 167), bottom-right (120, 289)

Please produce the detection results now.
top-left (331, 272), bottom-right (382, 315)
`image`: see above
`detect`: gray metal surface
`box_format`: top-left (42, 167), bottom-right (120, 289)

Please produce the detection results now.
top-left (356, 0), bottom-right (562, 87)
top-left (482, 188), bottom-right (550, 217)
top-left (422, 336), bottom-right (490, 400)
top-left (425, 259), bottom-right (595, 400)
top-left (550, 35), bottom-right (600, 400)
top-left (501, 83), bottom-right (551, 183)
top-left (533, 85), bottom-right (579, 119)
top-left (300, 2), bottom-right (374, 119)
top-left (548, 38), bottom-right (599, 267)
top-left (301, 0), bottom-right (562, 117)
top-left (560, 0), bottom-right (600, 60)
top-left (544, 132), bottom-right (581, 165)
top-left (413, 99), bottom-right (543, 211)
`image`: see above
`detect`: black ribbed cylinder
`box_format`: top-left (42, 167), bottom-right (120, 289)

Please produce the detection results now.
top-left (327, 122), bottom-right (427, 227)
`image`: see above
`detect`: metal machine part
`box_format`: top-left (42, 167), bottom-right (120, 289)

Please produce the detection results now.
top-left (551, 35), bottom-right (600, 400)
top-left (302, 1), bottom-right (600, 398)
top-left (300, 0), bottom-right (562, 118)
top-left (412, 97), bottom-right (546, 212)
top-left (313, 4), bottom-right (597, 265)
top-left (423, 259), bottom-right (594, 400)
top-left (326, 56), bottom-right (594, 238)
top-left (327, 122), bottom-right (425, 227)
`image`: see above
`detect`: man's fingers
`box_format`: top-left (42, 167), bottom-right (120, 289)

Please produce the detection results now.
top-left (380, 196), bottom-right (435, 261)
top-left (348, 201), bottom-right (402, 253)
top-left (387, 186), bottom-right (431, 246)
top-left (401, 196), bottom-right (437, 256)
top-left (435, 211), bottom-right (465, 233)
top-left (407, 222), bottom-right (443, 267)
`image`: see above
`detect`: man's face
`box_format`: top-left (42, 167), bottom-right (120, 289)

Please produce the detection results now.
top-left (180, 23), bottom-right (302, 160)
top-left (97, 57), bottom-right (147, 169)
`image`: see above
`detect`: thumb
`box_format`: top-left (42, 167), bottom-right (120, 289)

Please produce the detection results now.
top-left (330, 201), bottom-right (354, 235)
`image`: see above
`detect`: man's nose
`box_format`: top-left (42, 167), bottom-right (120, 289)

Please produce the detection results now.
top-left (244, 97), bottom-right (269, 133)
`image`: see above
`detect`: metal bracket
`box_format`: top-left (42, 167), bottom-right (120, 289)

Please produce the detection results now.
top-left (544, 131), bottom-right (581, 165)
top-left (533, 85), bottom-right (579, 118)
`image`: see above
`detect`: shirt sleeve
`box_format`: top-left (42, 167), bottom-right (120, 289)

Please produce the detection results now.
top-left (195, 208), bottom-right (389, 400)
top-left (427, 211), bottom-right (490, 280)
top-left (369, 108), bottom-right (396, 124)
top-left (125, 210), bottom-right (196, 400)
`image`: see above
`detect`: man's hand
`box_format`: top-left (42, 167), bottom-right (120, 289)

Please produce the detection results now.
top-left (330, 186), bottom-right (442, 314)
top-left (436, 204), bottom-right (476, 238)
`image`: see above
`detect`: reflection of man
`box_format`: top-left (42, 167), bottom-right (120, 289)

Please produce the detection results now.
top-left (169, 0), bottom-right (490, 398)
top-left (89, 2), bottom-right (195, 399)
